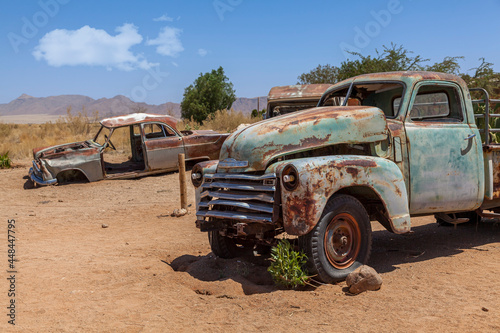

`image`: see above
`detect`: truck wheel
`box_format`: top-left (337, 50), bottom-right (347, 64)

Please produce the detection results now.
top-left (300, 194), bottom-right (372, 283)
top-left (208, 230), bottom-right (241, 259)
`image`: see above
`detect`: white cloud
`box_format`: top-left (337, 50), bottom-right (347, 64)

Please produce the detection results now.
top-left (146, 27), bottom-right (184, 57)
top-left (153, 14), bottom-right (174, 22)
top-left (171, 61), bottom-right (179, 67)
top-left (198, 48), bottom-right (208, 57)
top-left (32, 24), bottom-right (155, 71)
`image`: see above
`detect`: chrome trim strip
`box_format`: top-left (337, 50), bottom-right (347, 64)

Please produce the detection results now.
top-left (200, 199), bottom-right (274, 214)
top-left (196, 210), bottom-right (272, 223)
top-left (202, 182), bottom-right (275, 192)
top-left (204, 190), bottom-right (274, 203)
top-left (211, 173), bottom-right (276, 181)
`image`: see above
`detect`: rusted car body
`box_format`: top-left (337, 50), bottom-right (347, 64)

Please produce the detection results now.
top-left (266, 84), bottom-right (332, 118)
top-left (29, 113), bottom-right (229, 185)
top-left (192, 71), bottom-right (500, 283)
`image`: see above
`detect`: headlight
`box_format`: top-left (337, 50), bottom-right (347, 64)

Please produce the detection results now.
top-left (282, 164), bottom-right (299, 191)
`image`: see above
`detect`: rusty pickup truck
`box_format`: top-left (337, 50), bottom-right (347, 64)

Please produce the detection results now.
top-left (30, 113), bottom-right (229, 186)
top-left (191, 71), bottom-right (500, 283)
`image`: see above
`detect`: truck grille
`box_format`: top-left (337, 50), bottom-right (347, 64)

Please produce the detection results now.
top-left (196, 173), bottom-right (277, 223)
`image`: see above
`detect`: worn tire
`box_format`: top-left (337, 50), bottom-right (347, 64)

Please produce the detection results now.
top-left (208, 231), bottom-right (241, 259)
top-left (300, 194), bottom-right (372, 283)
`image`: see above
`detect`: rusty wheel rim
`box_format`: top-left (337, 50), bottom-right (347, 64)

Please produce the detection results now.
top-left (324, 213), bottom-right (361, 269)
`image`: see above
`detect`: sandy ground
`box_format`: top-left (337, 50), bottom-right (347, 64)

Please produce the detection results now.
top-left (1, 160), bottom-right (500, 332)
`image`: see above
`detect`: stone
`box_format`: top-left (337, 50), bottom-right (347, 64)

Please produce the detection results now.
top-left (171, 208), bottom-right (188, 217)
top-left (345, 265), bottom-right (382, 294)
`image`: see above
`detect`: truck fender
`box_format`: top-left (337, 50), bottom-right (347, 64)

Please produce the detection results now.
top-left (272, 155), bottom-right (411, 236)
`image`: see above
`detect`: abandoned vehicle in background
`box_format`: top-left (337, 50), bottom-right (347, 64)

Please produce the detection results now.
top-left (29, 113), bottom-right (229, 186)
top-left (265, 84), bottom-right (332, 118)
top-left (192, 71), bottom-right (500, 283)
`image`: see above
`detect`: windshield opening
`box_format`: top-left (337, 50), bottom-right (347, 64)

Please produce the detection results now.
top-left (267, 99), bottom-right (321, 118)
top-left (93, 126), bottom-right (111, 146)
top-left (320, 82), bottom-right (405, 118)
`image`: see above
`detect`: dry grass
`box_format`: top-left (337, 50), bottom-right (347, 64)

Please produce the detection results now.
top-left (1, 108), bottom-right (262, 163)
top-left (0, 108), bottom-right (100, 160)
top-left (178, 109), bottom-right (262, 133)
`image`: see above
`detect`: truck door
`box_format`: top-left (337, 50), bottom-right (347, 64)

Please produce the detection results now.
top-left (404, 82), bottom-right (483, 214)
top-left (142, 122), bottom-right (184, 171)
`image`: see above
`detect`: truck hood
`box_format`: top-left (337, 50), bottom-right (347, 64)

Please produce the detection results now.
top-left (219, 106), bottom-right (388, 172)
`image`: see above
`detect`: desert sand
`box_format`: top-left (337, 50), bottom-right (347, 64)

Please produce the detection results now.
top-left (1, 161), bottom-right (499, 332)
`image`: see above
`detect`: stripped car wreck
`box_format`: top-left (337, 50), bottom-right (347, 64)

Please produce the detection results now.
top-left (266, 84), bottom-right (332, 118)
top-left (192, 71), bottom-right (500, 283)
top-left (29, 113), bottom-right (229, 186)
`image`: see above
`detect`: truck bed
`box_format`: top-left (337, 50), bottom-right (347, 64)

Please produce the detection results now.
top-left (482, 144), bottom-right (500, 209)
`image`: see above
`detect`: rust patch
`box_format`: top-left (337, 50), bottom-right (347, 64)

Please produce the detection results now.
top-left (255, 106), bottom-right (375, 136)
top-left (184, 133), bottom-right (229, 160)
top-left (268, 84), bottom-right (331, 101)
top-left (394, 184), bottom-right (402, 197)
top-left (334, 159), bottom-right (377, 168)
top-left (387, 120), bottom-right (404, 137)
top-left (145, 138), bottom-right (183, 150)
top-left (345, 167), bottom-right (359, 178)
top-left (284, 187), bottom-right (317, 235)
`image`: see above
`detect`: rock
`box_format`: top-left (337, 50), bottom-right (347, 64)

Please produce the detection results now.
top-left (171, 208), bottom-right (188, 217)
top-left (101, 224), bottom-right (109, 228)
top-left (345, 265), bottom-right (382, 294)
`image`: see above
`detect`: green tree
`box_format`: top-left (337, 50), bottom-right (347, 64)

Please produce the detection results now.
top-left (297, 64), bottom-right (340, 84)
top-left (461, 58), bottom-right (500, 98)
top-left (297, 43), bottom-right (464, 84)
top-left (181, 66), bottom-right (236, 123)
top-left (251, 108), bottom-right (266, 118)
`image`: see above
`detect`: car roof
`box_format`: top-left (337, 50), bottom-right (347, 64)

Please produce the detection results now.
top-left (100, 113), bottom-right (179, 128)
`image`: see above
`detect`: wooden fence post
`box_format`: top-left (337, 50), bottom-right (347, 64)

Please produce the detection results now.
top-left (178, 153), bottom-right (187, 210)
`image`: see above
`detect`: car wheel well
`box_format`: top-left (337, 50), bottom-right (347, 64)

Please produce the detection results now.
top-left (335, 186), bottom-right (393, 232)
top-left (56, 169), bottom-right (89, 183)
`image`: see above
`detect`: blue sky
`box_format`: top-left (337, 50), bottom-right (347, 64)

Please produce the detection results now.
top-left (1, 0), bottom-right (499, 105)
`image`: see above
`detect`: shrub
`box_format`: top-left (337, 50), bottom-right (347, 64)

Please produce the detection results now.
top-left (267, 239), bottom-right (310, 288)
top-left (0, 151), bottom-right (12, 169)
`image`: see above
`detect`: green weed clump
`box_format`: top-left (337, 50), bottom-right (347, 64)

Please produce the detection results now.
top-left (268, 239), bottom-right (310, 288)
top-left (0, 151), bottom-right (12, 169)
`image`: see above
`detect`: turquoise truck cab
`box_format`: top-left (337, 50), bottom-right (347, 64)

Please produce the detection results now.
top-left (191, 71), bottom-right (499, 283)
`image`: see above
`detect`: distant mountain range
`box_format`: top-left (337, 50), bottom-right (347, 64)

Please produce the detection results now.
top-left (0, 94), bottom-right (268, 120)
